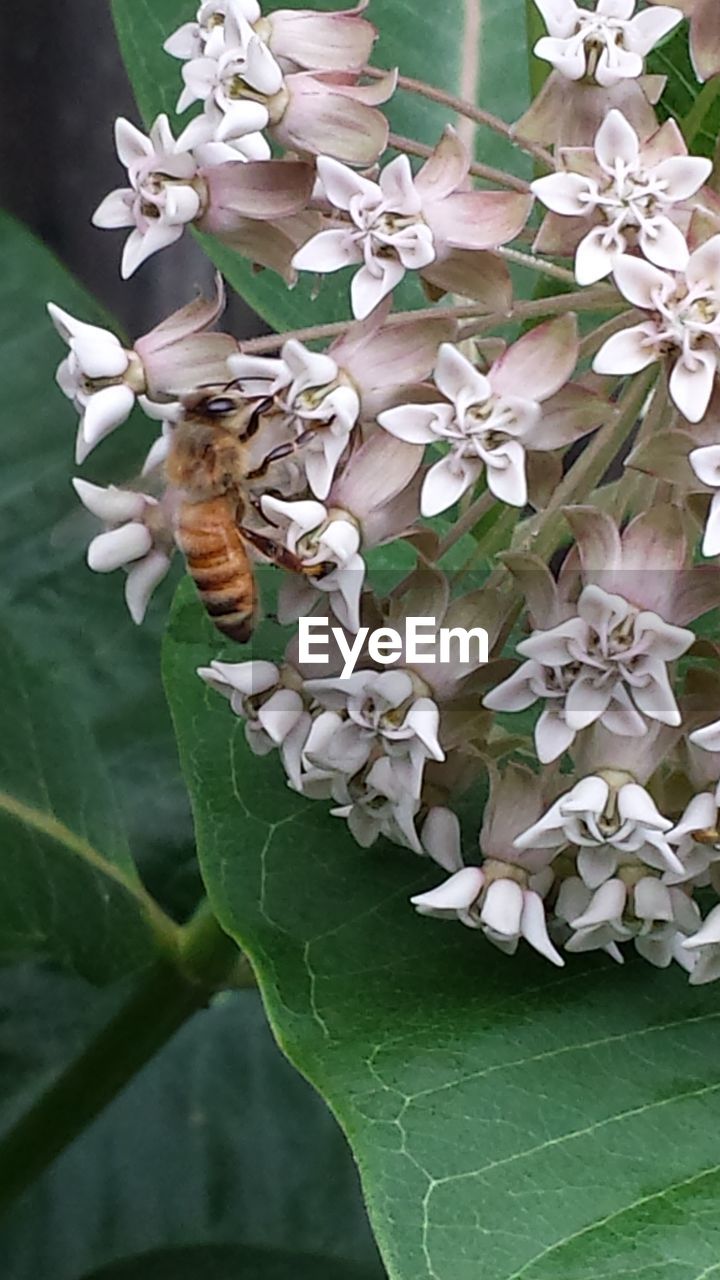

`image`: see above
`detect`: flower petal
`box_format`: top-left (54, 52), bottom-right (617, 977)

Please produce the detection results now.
top-left (592, 323), bottom-right (658, 375)
top-left (612, 254), bottom-right (672, 308)
top-left (88, 523), bottom-right (152, 572)
top-left (125, 549), bottom-right (171, 624)
top-left (531, 171), bottom-right (595, 216)
top-left (669, 349), bottom-right (717, 424)
top-left (421, 453), bottom-right (478, 517)
top-left (594, 108), bottom-right (639, 169)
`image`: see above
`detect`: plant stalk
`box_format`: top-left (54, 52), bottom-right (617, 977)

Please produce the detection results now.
top-left (387, 132), bottom-right (531, 192)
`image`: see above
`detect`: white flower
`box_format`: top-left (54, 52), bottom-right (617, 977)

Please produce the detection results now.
top-left (533, 0), bottom-right (682, 87)
top-left (48, 304), bottom-right (142, 463)
top-left (532, 110), bottom-right (710, 283)
top-left (331, 756), bottom-right (423, 853)
top-left (292, 155), bottom-right (436, 320)
top-left (261, 496), bottom-right (365, 632)
top-left (666, 789), bottom-right (720, 885)
top-left (690, 718), bottom-right (720, 753)
top-left (594, 239), bottom-right (720, 423)
top-left (682, 903), bottom-right (720, 983)
top-left (379, 343), bottom-right (534, 516)
top-left (230, 340), bottom-right (360, 499)
top-left (515, 772), bottom-right (683, 886)
top-left (178, 9), bottom-right (282, 129)
top-left (164, 0), bottom-right (262, 61)
top-left (138, 398), bottom-right (184, 475)
top-left (484, 584), bottom-right (693, 761)
top-left (689, 444), bottom-right (720, 556)
top-left (556, 873), bottom-right (700, 967)
top-left (92, 116), bottom-right (206, 278)
top-left (304, 667), bottom-right (445, 799)
top-left (411, 863), bottom-right (564, 966)
top-left (73, 479), bottom-right (173, 624)
top-left (196, 659), bottom-right (306, 758)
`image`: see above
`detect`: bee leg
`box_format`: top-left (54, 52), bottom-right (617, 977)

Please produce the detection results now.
top-left (239, 526), bottom-right (330, 578)
top-left (245, 425), bottom-right (323, 481)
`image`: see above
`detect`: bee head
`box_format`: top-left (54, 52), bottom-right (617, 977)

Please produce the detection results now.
top-left (182, 385), bottom-right (246, 420)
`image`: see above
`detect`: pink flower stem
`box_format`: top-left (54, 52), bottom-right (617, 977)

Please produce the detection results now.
top-left (365, 66), bottom-right (555, 169)
top-left (237, 289), bottom-right (620, 355)
top-left (387, 131), bottom-right (532, 193)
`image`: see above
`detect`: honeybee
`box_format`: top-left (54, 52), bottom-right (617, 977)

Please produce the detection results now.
top-left (166, 384), bottom-right (327, 644)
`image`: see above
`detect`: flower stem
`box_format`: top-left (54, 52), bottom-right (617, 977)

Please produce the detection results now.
top-left (365, 66), bottom-right (555, 168)
top-left (0, 901), bottom-right (248, 1217)
top-left (438, 489), bottom-right (496, 558)
top-left (497, 246), bottom-right (578, 285)
top-left (387, 132), bottom-right (532, 192)
top-left (238, 288), bottom-right (621, 355)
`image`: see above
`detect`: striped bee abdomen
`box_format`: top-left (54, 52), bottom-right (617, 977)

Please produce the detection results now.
top-left (176, 496), bottom-right (256, 644)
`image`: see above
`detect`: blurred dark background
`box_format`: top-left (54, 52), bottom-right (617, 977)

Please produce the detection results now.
top-left (0, 1), bottom-right (254, 337)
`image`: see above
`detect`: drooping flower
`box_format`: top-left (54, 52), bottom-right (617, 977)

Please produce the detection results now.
top-left (292, 131), bottom-right (531, 318)
top-left (532, 111), bottom-right (710, 282)
top-left (556, 871), bottom-right (700, 967)
top-left (196, 658), bottom-right (306, 757)
top-left (260, 496), bottom-right (366, 632)
top-left (164, 1), bottom-right (263, 62)
top-left (666, 785), bottom-right (720, 885)
top-left (72, 479), bottom-right (174, 624)
top-left (647, 0), bottom-right (720, 83)
top-left (92, 115), bottom-right (314, 278)
top-left (48, 282), bottom-right (237, 462)
top-left (532, 0), bottom-right (683, 87)
top-left (593, 238), bottom-right (720, 422)
top-left (379, 315), bottom-right (590, 516)
top-left (682, 903), bottom-right (720, 982)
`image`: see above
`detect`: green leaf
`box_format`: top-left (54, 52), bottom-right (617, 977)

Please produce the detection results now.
top-left (80, 1244), bottom-right (378, 1280)
top-left (0, 210), bottom-right (197, 917)
top-left (0, 625), bottom-right (169, 981)
top-left (163, 585), bottom-right (720, 1280)
top-left (650, 27), bottom-right (720, 157)
top-left (111, 0), bottom-right (530, 329)
top-left (0, 987), bottom-right (385, 1280)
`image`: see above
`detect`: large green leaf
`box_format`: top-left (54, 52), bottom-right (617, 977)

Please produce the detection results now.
top-left (0, 625), bottom-right (165, 981)
top-left (111, 0), bottom-right (530, 329)
top-left (164, 586), bottom-right (720, 1280)
top-left (0, 988), bottom-right (384, 1280)
top-left (0, 210), bottom-right (197, 916)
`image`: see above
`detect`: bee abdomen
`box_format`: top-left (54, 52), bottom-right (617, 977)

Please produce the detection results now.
top-left (176, 497), bottom-right (256, 644)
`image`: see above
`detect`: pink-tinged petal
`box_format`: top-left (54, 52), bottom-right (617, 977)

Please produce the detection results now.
top-left (534, 0), bottom-right (582, 37)
top-left (518, 616), bottom-right (588, 664)
top-left (669, 349), bottom-right (717, 424)
top-left (421, 454), bottom-right (479, 516)
top-left (691, 719), bottom-right (720, 753)
top-left (88, 523), bottom-right (153, 573)
top-left (483, 661), bottom-right (541, 713)
top-left (316, 154), bottom-right (378, 210)
top-left (571, 878), bottom-right (627, 930)
top-left (489, 314), bottom-right (578, 401)
top-left (520, 891), bottom-right (565, 966)
top-left (414, 126), bottom-right (469, 202)
top-left (80, 384), bottom-right (136, 457)
top-left (612, 254), bottom-right (672, 307)
top-left (481, 879), bottom-right (524, 937)
top-left (276, 77), bottom-right (390, 168)
top-left (702, 493), bottom-right (720, 557)
top-left (529, 384), bottom-right (607, 449)
top-left (203, 159), bottom-right (314, 222)
top-left (292, 228), bottom-right (362, 273)
top-left (531, 171), bottom-right (595, 218)
top-left (638, 216), bottom-right (689, 271)
top-left (594, 108), bottom-right (639, 170)
top-left (597, 0), bottom-right (634, 18)
top-left (690, 444), bottom-right (720, 492)
top-left (114, 117), bottom-right (152, 168)
top-left (72, 479), bottom-right (146, 523)
top-left (575, 227), bottom-right (620, 284)
top-left (690, 0), bottom-right (720, 82)
top-left (686, 235), bottom-right (720, 289)
top-left (535, 707), bottom-right (576, 763)
top-left (534, 35), bottom-right (586, 80)
top-left (428, 191), bottom-right (532, 251)
top-left (422, 250), bottom-right (512, 313)
top-left (422, 807), bottom-right (463, 873)
top-left (267, 10), bottom-right (377, 73)
top-left (125, 550), bottom-right (171, 624)
top-left (435, 343), bottom-right (491, 405)
top-left (485, 440), bottom-right (527, 507)
top-left (652, 155), bottom-right (713, 200)
top-left (92, 189), bottom-right (135, 230)
top-left (592, 323), bottom-right (659, 375)
top-left (377, 403), bottom-right (451, 445)
top-left (411, 866), bottom-right (484, 912)
top-left (379, 154), bottom-right (423, 215)
top-left (121, 224), bottom-right (183, 280)
top-left (351, 258), bottom-right (405, 320)
top-left (624, 6), bottom-right (683, 55)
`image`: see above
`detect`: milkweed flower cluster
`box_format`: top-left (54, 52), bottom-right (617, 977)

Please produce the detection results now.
top-left (48, 0), bottom-right (720, 982)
